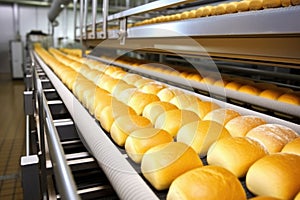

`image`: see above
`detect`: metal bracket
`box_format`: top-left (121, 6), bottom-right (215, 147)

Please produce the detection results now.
top-left (24, 91), bottom-right (34, 115)
top-left (119, 17), bottom-right (127, 45)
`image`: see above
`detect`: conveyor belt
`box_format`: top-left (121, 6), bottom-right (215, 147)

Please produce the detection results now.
top-left (34, 50), bottom-right (299, 199)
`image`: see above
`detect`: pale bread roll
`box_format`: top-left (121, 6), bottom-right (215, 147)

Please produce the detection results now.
top-left (128, 92), bottom-right (160, 115)
top-left (155, 110), bottom-right (200, 137)
top-left (225, 115), bottom-right (266, 137)
top-left (295, 192), bottom-right (300, 200)
top-left (249, 196), bottom-right (281, 200)
top-left (115, 88), bottom-right (138, 104)
top-left (277, 93), bottom-right (300, 105)
top-left (249, 0), bottom-right (264, 10)
top-left (291, 0), bottom-right (300, 5)
top-left (111, 82), bottom-right (135, 98)
top-left (246, 153), bottom-right (300, 199)
top-left (83, 87), bottom-right (110, 114)
top-left (215, 4), bottom-right (227, 15)
top-left (246, 124), bottom-right (298, 153)
top-left (177, 120), bottom-right (231, 157)
top-left (195, 7), bottom-right (204, 17)
top-left (207, 137), bottom-right (268, 177)
top-left (110, 115), bottom-right (152, 146)
top-left (122, 73), bottom-right (142, 85)
top-left (140, 82), bottom-right (165, 94)
top-left (259, 89), bottom-right (283, 100)
top-left (238, 85), bottom-right (261, 95)
top-left (93, 94), bottom-right (115, 116)
top-left (186, 101), bottom-right (220, 119)
top-left (203, 108), bottom-right (240, 125)
top-left (97, 101), bottom-right (136, 132)
top-left (237, 0), bottom-right (251, 11)
top-left (141, 142), bottom-right (203, 190)
top-left (133, 78), bottom-right (154, 88)
top-left (100, 77), bottom-right (127, 93)
top-left (213, 79), bottom-right (229, 87)
top-left (170, 93), bottom-right (202, 110)
top-left (225, 81), bottom-right (242, 90)
top-left (263, 0), bottom-right (281, 7)
top-left (142, 101), bottom-right (178, 124)
top-left (281, 137), bottom-right (300, 155)
top-left (157, 88), bottom-right (183, 102)
top-left (202, 6), bottom-right (213, 16)
top-left (167, 166), bottom-right (246, 200)
top-left (226, 2), bottom-right (239, 13)
top-left (125, 128), bottom-right (173, 163)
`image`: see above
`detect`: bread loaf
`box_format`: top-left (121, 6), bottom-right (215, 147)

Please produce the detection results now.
top-left (226, 2), bottom-right (238, 13)
top-left (142, 101), bottom-right (178, 124)
top-left (249, 0), bottom-right (264, 10)
top-left (155, 109), bottom-right (200, 137)
top-left (246, 124), bottom-right (298, 153)
top-left (186, 101), bottom-right (220, 119)
top-left (281, 137), bottom-right (300, 155)
top-left (177, 120), bottom-right (231, 157)
top-left (141, 82), bottom-right (165, 94)
top-left (128, 92), bottom-right (160, 115)
top-left (263, 0), bottom-right (282, 8)
top-left (110, 115), bottom-right (152, 146)
top-left (249, 196), bottom-right (281, 200)
top-left (246, 153), bottom-right (300, 199)
top-left (277, 93), bottom-right (300, 105)
top-left (157, 88), bottom-right (183, 102)
top-left (237, 0), bottom-right (250, 11)
top-left (167, 166), bottom-right (246, 200)
top-left (203, 108), bottom-right (240, 125)
top-left (169, 93), bottom-right (201, 110)
top-left (225, 81), bottom-right (242, 90)
top-left (238, 85), bottom-right (261, 95)
top-left (141, 142), bottom-right (203, 190)
top-left (225, 115), bottom-right (266, 137)
top-left (259, 89), bottom-right (283, 100)
top-left (125, 128), bottom-right (173, 163)
top-left (207, 137), bottom-right (268, 177)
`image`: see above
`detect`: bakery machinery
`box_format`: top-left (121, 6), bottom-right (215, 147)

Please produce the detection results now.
top-left (21, 0), bottom-right (300, 200)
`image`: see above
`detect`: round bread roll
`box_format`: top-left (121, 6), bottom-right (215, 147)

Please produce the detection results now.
top-left (96, 101), bottom-right (136, 132)
top-left (202, 6), bottom-right (213, 16)
top-left (263, 0), bottom-right (281, 8)
top-left (141, 142), bottom-right (203, 190)
top-left (237, 0), bottom-right (250, 11)
top-left (292, 0), bottom-right (300, 5)
top-left (111, 82), bottom-right (136, 98)
top-left (177, 120), bottom-right (231, 157)
top-left (259, 89), bottom-right (283, 100)
top-left (94, 95), bottom-right (117, 117)
top-left (110, 115), bottom-right (152, 146)
top-left (225, 81), bottom-right (242, 90)
top-left (226, 2), bottom-right (238, 13)
top-left (157, 88), bottom-right (184, 102)
top-left (133, 78), bottom-right (154, 88)
top-left (200, 77), bottom-right (216, 85)
top-left (142, 101), bottom-right (178, 124)
top-left (277, 93), bottom-right (300, 105)
top-left (125, 128), bottom-right (173, 163)
top-left (295, 192), bottom-right (300, 200)
top-left (186, 101), bottom-right (220, 119)
top-left (215, 4), bottom-right (226, 15)
top-left (167, 165), bottom-right (246, 200)
top-left (140, 82), bottom-right (165, 95)
top-left (155, 109), bottom-right (200, 137)
top-left (246, 153), bottom-right (300, 199)
top-left (169, 93), bottom-right (202, 110)
top-left (213, 79), bottom-right (229, 87)
top-left (128, 92), bottom-right (160, 115)
top-left (281, 137), bottom-right (300, 155)
top-left (83, 86), bottom-right (110, 113)
top-left (203, 108), bottom-right (240, 125)
top-left (249, 196), bottom-right (281, 200)
top-left (186, 73), bottom-right (202, 82)
top-left (225, 115), bottom-right (266, 137)
top-left (246, 124), bottom-right (298, 153)
top-left (121, 73), bottom-right (142, 85)
top-left (100, 77), bottom-right (127, 94)
top-left (238, 85), bottom-right (261, 95)
top-left (249, 0), bottom-right (263, 10)
top-left (207, 137), bottom-right (268, 177)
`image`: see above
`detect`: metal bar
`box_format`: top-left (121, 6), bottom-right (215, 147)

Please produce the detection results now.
top-left (43, 93), bottom-right (80, 200)
top-left (26, 115), bottom-right (30, 156)
top-left (92, 0), bottom-right (97, 39)
top-left (79, 0), bottom-right (85, 56)
top-left (73, 0), bottom-right (78, 40)
top-left (102, 0), bottom-right (108, 39)
top-left (83, 0), bottom-right (88, 37)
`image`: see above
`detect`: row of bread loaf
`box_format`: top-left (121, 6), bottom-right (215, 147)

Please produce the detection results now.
top-left (35, 45), bottom-right (300, 200)
top-left (133, 0), bottom-right (300, 27)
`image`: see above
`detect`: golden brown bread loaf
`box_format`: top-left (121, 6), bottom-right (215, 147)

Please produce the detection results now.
top-left (176, 120), bottom-right (231, 157)
top-left (110, 115), bottom-right (152, 146)
top-left (226, 2), bottom-right (239, 13)
top-left (249, 0), bottom-right (264, 10)
top-left (225, 115), bottom-right (266, 137)
top-left (207, 137), bottom-right (268, 177)
top-left (295, 192), bottom-right (300, 200)
top-left (246, 124), bottom-right (298, 153)
top-left (142, 101), bottom-right (178, 124)
top-left (281, 137), bottom-right (300, 155)
top-left (291, 0), bottom-right (300, 5)
top-left (237, 0), bottom-right (251, 11)
top-left (155, 109), bottom-right (200, 137)
top-left (167, 166), bottom-right (246, 200)
top-left (186, 101), bottom-right (220, 119)
top-left (259, 89), bottom-right (283, 100)
top-left (263, 0), bottom-right (282, 8)
top-left (246, 153), bottom-right (300, 199)
top-left (238, 85), bottom-right (261, 95)
top-left (141, 142), bottom-right (203, 190)
top-left (277, 93), bottom-right (300, 105)
top-left (125, 128), bottom-right (173, 163)
top-left (225, 81), bottom-right (242, 90)
top-left (203, 108), bottom-right (240, 125)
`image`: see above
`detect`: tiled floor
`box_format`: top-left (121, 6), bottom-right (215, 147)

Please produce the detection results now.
top-left (0, 74), bottom-right (25, 200)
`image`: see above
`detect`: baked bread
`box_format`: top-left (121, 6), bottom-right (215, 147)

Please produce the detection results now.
top-left (225, 81), bottom-right (242, 90)
top-left (167, 166), bottom-right (246, 200)
top-left (249, 196), bottom-right (281, 200)
top-left (155, 109), bottom-right (200, 137)
top-left (140, 82), bottom-right (165, 95)
top-left (259, 89), bottom-right (283, 100)
top-left (277, 93), bottom-right (300, 105)
top-left (186, 101), bottom-right (220, 119)
top-left (207, 137), bottom-right (268, 177)
top-left (281, 137), bottom-right (300, 155)
top-left (141, 142), bottom-right (203, 190)
top-left (246, 124), bottom-right (298, 153)
top-left (225, 115), bottom-right (266, 137)
top-left (157, 88), bottom-right (183, 102)
top-left (249, 0), bottom-right (264, 10)
top-left (125, 128), bottom-right (173, 163)
top-left (246, 153), bottom-right (300, 199)
top-left (263, 0), bottom-right (282, 8)
top-left (142, 101), bottom-right (178, 124)
top-left (177, 120), bottom-right (231, 157)
top-left (169, 93), bottom-right (202, 110)
top-left (128, 92), bottom-right (160, 115)
top-left (225, 2), bottom-right (238, 13)
top-left (203, 108), bottom-right (240, 125)
top-left (238, 85), bottom-right (261, 96)
top-left (237, 0), bottom-right (251, 11)
top-left (110, 115), bottom-right (152, 146)
top-left (291, 0), bottom-right (300, 5)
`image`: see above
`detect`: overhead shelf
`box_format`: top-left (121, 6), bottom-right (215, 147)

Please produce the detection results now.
top-left (83, 6), bottom-right (300, 67)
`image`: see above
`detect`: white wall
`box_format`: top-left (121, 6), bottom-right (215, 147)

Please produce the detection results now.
top-left (0, 3), bottom-right (76, 73)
